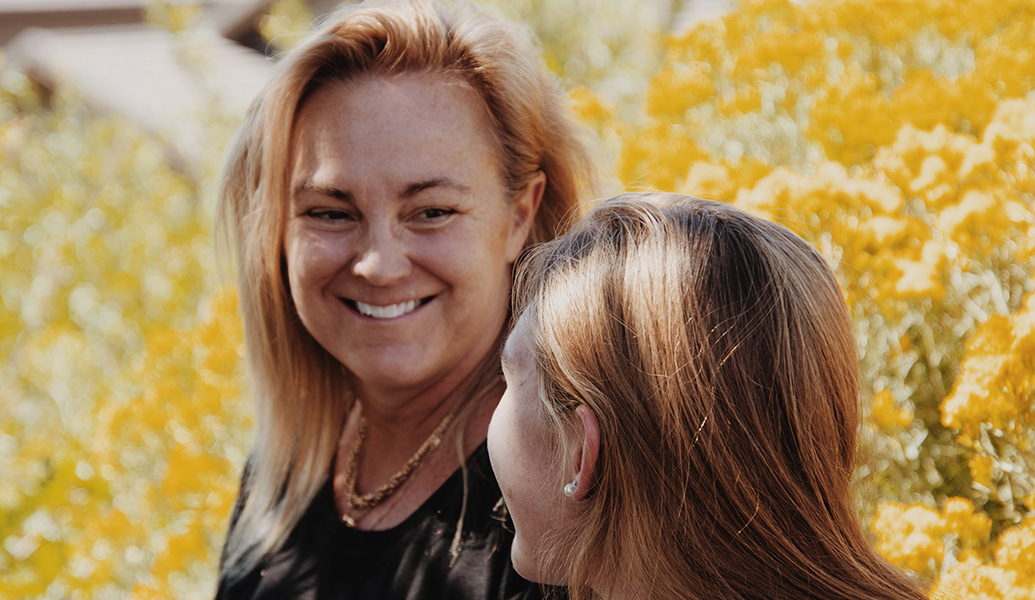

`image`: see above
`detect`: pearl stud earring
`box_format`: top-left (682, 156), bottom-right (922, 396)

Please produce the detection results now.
top-left (563, 480), bottom-right (578, 497)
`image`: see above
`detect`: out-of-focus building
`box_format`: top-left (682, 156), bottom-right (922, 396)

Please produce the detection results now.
top-left (0, 0), bottom-right (276, 167)
top-left (0, 0), bottom-right (735, 167)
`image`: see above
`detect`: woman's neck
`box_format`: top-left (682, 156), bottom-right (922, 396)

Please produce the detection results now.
top-left (356, 371), bottom-right (502, 446)
top-left (333, 380), bottom-right (502, 531)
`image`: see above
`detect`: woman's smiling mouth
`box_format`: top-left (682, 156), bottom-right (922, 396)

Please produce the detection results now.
top-left (345, 297), bottom-right (434, 319)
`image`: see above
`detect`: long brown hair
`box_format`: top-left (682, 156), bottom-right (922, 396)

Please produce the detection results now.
top-left (515, 194), bottom-right (927, 600)
top-left (216, 0), bottom-right (601, 584)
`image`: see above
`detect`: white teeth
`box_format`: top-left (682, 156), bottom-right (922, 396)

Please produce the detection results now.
top-left (355, 299), bottom-right (420, 319)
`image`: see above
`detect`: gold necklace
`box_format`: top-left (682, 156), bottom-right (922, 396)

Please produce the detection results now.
top-left (340, 401), bottom-right (463, 526)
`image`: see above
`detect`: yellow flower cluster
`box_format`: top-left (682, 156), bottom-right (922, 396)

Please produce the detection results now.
top-left (609, 0), bottom-right (1035, 596)
top-left (942, 291), bottom-right (1035, 440)
top-left (871, 389), bottom-right (915, 431)
top-left (0, 68), bottom-right (248, 596)
top-left (938, 291), bottom-right (1035, 535)
top-left (620, 0), bottom-right (1035, 187)
top-left (81, 288), bottom-right (248, 599)
top-left (931, 520), bottom-right (1035, 600)
top-left (873, 499), bottom-right (1035, 600)
top-left (873, 497), bottom-right (1035, 600)
top-left (872, 497), bottom-right (992, 576)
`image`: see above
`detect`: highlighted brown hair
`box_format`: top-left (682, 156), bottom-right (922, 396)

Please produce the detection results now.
top-left (515, 193), bottom-right (926, 600)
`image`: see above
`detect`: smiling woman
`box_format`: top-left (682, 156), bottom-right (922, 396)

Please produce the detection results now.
top-left (212, 1), bottom-right (603, 598)
top-left (285, 74), bottom-right (539, 401)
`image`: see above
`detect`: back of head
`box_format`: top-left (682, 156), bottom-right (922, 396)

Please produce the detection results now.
top-left (216, 0), bottom-right (601, 584)
top-left (515, 193), bottom-right (925, 600)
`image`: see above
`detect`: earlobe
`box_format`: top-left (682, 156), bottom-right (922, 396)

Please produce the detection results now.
top-left (570, 404), bottom-right (600, 502)
top-left (505, 170), bottom-right (546, 262)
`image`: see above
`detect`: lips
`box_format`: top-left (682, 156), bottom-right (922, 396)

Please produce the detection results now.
top-left (345, 296), bottom-right (434, 319)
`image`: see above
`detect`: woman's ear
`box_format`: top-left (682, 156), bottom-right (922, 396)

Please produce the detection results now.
top-left (568, 404), bottom-right (600, 502)
top-left (504, 170), bottom-right (546, 262)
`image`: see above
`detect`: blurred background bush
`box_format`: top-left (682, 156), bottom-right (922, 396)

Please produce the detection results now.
top-left (1, 0), bottom-right (1032, 598)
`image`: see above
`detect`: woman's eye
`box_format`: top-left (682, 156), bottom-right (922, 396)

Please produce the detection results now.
top-left (416, 207), bottom-right (457, 221)
top-left (306, 209), bottom-right (355, 222)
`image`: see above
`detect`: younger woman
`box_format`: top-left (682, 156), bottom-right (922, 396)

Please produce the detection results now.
top-left (488, 194), bottom-right (928, 600)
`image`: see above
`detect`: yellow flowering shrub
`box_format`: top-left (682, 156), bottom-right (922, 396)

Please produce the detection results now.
top-left (872, 497), bottom-right (992, 576)
top-left (613, 0), bottom-right (1035, 596)
top-left (0, 53), bottom-right (248, 600)
top-left (930, 519), bottom-right (1035, 600)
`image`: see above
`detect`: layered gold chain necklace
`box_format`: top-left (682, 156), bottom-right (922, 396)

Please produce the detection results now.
top-left (340, 400), bottom-right (464, 527)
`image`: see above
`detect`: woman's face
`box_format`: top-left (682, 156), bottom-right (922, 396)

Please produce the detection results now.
top-left (488, 314), bottom-right (570, 584)
top-left (285, 74), bottom-right (538, 400)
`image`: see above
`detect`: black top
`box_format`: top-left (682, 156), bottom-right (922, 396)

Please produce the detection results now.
top-left (215, 443), bottom-right (548, 600)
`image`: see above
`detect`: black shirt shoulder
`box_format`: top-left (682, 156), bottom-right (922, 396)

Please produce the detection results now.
top-left (216, 443), bottom-right (551, 600)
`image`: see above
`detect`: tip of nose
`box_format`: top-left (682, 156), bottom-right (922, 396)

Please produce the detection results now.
top-left (352, 251), bottom-right (412, 284)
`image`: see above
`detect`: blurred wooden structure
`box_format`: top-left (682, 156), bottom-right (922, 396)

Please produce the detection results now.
top-left (1, 0), bottom-right (144, 46)
top-left (0, 0), bottom-right (274, 168)
top-left (0, 0), bottom-right (737, 167)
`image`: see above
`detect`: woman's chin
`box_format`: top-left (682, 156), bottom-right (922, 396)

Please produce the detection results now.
top-left (510, 542), bottom-right (567, 587)
top-left (349, 368), bottom-right (433, 397)
top-left (337, 350), bottom-right (441, 393)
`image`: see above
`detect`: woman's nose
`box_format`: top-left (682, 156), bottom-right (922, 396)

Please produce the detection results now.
top-left (351, 226), bottom-right (412, 286)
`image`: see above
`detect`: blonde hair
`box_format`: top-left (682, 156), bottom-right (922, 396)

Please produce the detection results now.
top-left (515, 194), bottom-right (926, 600)
top-left (217, 0), bottom-right (599, 584)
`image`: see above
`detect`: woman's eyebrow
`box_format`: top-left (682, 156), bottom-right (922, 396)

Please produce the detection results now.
top-left (295, 177), bottom-right (470, 201)
top-left (401, 178), bottom-right (470, 198)
top-left (297, 179), bottom-right (352, 201)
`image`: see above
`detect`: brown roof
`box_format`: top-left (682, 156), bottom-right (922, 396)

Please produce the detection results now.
top-left (0, 0), bottom-right (272, 45)
top-left (6, 23), bottom-right (273, 167)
